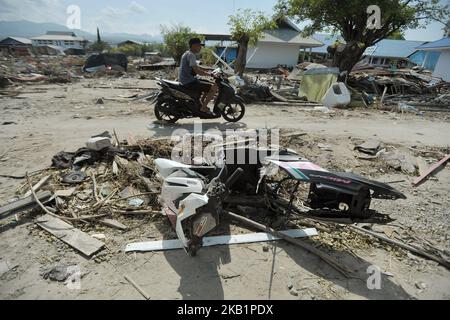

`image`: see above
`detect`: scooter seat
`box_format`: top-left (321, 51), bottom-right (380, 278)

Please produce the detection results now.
top-left (163, 79), bottom-right (182, 88)
top-left (161, 79), bottom-right (201, 98)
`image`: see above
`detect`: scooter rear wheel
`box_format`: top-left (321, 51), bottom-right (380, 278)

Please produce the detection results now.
top-left (155, 100), bottom-right (180, 123)
top-left (221, 102), bottom-right (245, 123)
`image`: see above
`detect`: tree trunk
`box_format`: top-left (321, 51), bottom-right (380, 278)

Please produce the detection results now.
top-left (234, 34), bottom-right (250, 77)
top-left (328, 41), bottom-right (366, 74)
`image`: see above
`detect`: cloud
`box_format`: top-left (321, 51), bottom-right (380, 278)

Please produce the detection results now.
top-left (0, 0), bottom-right (151, 34)
top-left (89, 1), bottom-right (152, 34)
top-left (129, 1), bottom-right (147, 14)
top-left (0, 0), bottom-right (66, 24)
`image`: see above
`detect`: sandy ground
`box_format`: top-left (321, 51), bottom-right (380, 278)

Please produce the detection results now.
top-left (0, 78), bottom-right (449, 300)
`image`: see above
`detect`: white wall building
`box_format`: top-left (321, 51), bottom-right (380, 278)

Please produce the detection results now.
top-left (31, 31), bottom-right (88, 51)
top-left (246, 18), bottom-right (323, 69)
top-left (414, 38), bottom-right (450, 82)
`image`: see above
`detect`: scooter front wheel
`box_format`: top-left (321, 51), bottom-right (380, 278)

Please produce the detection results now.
top-left (154, 100), bottom-right (180, 123)
top-left (221, 102), bottom-right (245, 123)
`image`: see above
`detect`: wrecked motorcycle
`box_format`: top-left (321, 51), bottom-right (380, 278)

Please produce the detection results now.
top-left (154, 68), bottom-right (246, 124)
top-left (155, 146), bottom-right (406, 256)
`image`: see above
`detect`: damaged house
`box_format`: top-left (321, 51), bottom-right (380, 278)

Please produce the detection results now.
top-left (359, 39), bottom-right (426, 68)
top-left (245, 18), bottom-right (323, 69)
top-left (0, 37), bottom-right (32, 56)
top-left (117, 40), bottom-right (144, 47)
top-left (203, 18), bottom-right (323, 69)
top-left (410, 37), bottom-right (450, 81)
top-left (31, 31), bottom-right (89, 55)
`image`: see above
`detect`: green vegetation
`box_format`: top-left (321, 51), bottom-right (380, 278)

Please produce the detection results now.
top-left (228, 9), bottom-right (275, 76)
top-left (161, 25), bottom-right (203, 65)
top-left (276, 0), bottom-right (449, 72)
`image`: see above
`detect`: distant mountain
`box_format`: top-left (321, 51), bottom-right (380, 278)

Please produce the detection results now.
top-left (0, 20), bottom-right (163, 44)
top-left (102, 32), bottom-right (163, 44)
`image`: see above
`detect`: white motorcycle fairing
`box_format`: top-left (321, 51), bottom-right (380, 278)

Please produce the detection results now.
top-left (176, 193), bottom-right (209, 250)
top-left (156, 158), bottom-right (215, 252)
top-left (161, 176), bottom-right (204, 214)
top-left (155, 158), bottom-right (192, 179)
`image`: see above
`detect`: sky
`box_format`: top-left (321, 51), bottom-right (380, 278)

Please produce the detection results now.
top-left (0, 0), bottom-right (447, 40)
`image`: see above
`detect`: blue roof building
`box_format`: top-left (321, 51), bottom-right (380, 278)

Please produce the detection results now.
top-left (362, 39), bottom-right (426, 67)
top-left (309, 35), bottom-right (428, 67)
top-left (409, 38), bottom-right (450, 81)
top-left (416, 38), bottom-right (450, 50)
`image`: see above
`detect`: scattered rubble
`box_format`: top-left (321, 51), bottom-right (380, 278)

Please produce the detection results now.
top-left (0, 47), bottom-right (449, 299)
top-left (0, 54), bottom-right (85, 85)
top-left (40, 264), bottom-right (78, 282)
top-left (381, 151), bottom-right (418, 174)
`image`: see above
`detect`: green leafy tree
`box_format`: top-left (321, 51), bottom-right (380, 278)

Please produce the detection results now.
top-left (275, 0), bottom-right (449, 73)
top-left (228, 9), bottom-right (276, 76)
top-left (201, 47), bottom-right (218, 66)
top-left (161, 25), bottom-right (202, 65)
top-left (387, 30), bottom-right (405, 40)
top-left (111, 44), bottom-right (143, 56)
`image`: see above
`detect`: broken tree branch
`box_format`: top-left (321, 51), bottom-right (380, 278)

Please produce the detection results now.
top-left (124, 275), bottom-right (150, 300)
top-left (91, 173), bottom-right (99, 202)
top-left (24, 175), bottom-right (51, 198)
top-left (350, 225), bottom-right (450, 269)
top-left (26, 173), bottom-right (109, 222)
top-left (113, 129), bottom-right (121, 147)
top-left (113, 209), bottom-right (160, 216)
top-left (1, 168), bottom-right (52, 180)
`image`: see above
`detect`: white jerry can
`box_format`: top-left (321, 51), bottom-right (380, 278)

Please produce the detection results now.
top-left (321, 82), bottom-right (351, 108)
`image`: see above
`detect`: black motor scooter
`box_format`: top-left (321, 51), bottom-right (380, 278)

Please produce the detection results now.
top-left (154, 68), bottom-right (246, 123)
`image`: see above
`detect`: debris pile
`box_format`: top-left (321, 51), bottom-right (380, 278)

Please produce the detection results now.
top-left (0, 131), bottom-right (449, 273)
top-left (0, 132), bottom-right (177, 257)
top-left (136, 57), bottom-right (176, 71)
top-left (238, 62), bottom-right (449, 115)
top-left (347, 67), bottom-right (450, 112)
top-left (0, 55), bottom-right (85, 85)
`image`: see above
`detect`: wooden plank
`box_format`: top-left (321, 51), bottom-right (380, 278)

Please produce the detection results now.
top-left (270, 91), bottom-right (289, 103)
top-left (54, 188), bottom-right (76, 198)
top-left (210, 50), bottom-right (234, 73)
top-left (99, 218), bottom-right (128, 230)
top-left (37, 214), bottom-right (105, 257)
top-left (125, 228), bottom-right (318, 253)
top-left (0, 191), bottom-right (52, 219)
top-left (23, 175), bottom-right (51, 198)
top-left (413, 153), bottom-right (450, 187)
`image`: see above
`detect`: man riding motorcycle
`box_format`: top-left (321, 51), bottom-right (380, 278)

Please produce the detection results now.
top-left (179, 38), bottom-right (218, 114)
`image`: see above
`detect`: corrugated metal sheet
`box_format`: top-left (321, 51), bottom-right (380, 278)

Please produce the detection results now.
top-left (31, 34), bottom-right (85, 41)
top-left (416, 38), bottom-right (450, 50)
top-left (310, 35), bottom-right (427, 59)
top-left (0, 37), bottom-right (31, 46)
top-left (311, 34), bottom-right (344, 54)
top-left (260, 29), bottom-right (323, 47)
top-left (364, 39), bottom-right (426, 58)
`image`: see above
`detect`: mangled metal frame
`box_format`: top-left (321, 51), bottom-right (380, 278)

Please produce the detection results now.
top-left (155, 142), bottom-right (406, 255)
